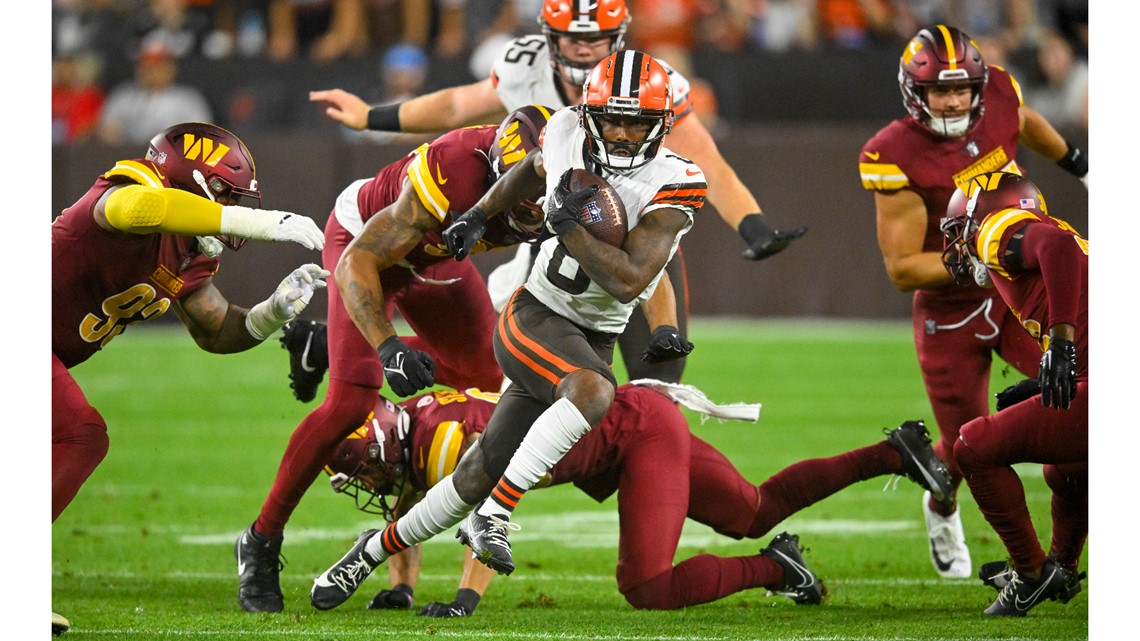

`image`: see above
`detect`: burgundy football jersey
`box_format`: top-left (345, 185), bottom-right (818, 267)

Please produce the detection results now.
top-left (52, 160), bottom-right (220, 368)
top-left (355, 126), bottom-right (535, 269)
top-left (976, 211), bottom-right (1089, 373)
top-left (402, 388), bottom-right (500, 492)
top-left (859, 67), bottom-right (1024, 303)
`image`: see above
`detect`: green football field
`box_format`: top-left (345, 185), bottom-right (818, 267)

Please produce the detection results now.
top-left (51, 319), bottom-right (1089, 640)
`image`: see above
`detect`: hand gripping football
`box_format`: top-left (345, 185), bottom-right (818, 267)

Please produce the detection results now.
top-left (566, 168), bottom-right (627, 248)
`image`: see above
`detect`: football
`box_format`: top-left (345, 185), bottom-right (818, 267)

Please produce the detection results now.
top-left (566, 168), bottom-right (628, 248)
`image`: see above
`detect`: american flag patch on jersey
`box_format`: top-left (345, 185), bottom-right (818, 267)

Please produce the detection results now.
top-left (1019, 198), bottom-right (1036, 209)
top-left (581, 202), bottom-right (603, 225)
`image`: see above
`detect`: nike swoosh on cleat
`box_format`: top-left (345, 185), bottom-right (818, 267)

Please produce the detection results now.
top-left (1014, 568), bottom-right (1059, 611)
top-left (300, 332), bottom-right (317, 373)
top-left (929, 541), bottom-right (954, 573)
top-left (312, 574), bottom-right (337, 588)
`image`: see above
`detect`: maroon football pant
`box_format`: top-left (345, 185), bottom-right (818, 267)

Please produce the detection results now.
top-left (52, 353), bottom-right (109, 522)
top-left (255, 214), bottom-right (502, 537)
top-left (558, 388), bottom-right (905, 609)
top-left (953, 381), bottom-right (1088, 573)
top-left (911, 290), bottom-right (1040, 504)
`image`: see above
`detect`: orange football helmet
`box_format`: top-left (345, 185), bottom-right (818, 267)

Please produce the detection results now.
top-left (540, 0), bottom-right (630, 86)
top-left (580, 50), bottom-right (674, 171)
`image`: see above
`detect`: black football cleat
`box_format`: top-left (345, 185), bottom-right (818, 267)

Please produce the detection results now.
top-left (760, 531), bottom-right (826, 605)
top-left (280, 320), bottom-right (328, 403)
top-left (984, 559), bottom-right (1080, 616)
top-left (235, 524), bottom-right (285, 612)
top-left (885, 420), bottom-right (954, 509)
top-left (456, 506), bottom-right (520, 576)
top-left (981, 559), bottom-right (1085, 597)
top-left (311, 529), bottom-right (383, 610)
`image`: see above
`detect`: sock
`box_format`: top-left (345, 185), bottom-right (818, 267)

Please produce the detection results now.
top-left (478, 397), bottom-right (590, 518)
top-left (364, 475), bottom-right (474, 561)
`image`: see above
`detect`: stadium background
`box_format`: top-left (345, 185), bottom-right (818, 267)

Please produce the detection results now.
top-left (51, 45), bottom-right (1089, 321)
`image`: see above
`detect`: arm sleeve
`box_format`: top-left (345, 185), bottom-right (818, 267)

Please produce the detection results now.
top-left (1016, 223), bottom-right (1085, 328)
top-left (104, 185), bottom-right (223, 235)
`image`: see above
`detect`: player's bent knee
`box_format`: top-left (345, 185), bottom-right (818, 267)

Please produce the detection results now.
top-left (621, 571), bottom-right (680, 610)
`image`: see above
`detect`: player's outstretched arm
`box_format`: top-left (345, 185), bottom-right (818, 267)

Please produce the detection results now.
top-left (444, 149), bottom-right (546, 260)
top-left (311, 78), bottom-right (507, 134)
top-left (98, 184), bottom-right (325, 250)
top-left (175, 263), bottom-right (328, 352)
top-left (666, 114), bottom-right (807, 260)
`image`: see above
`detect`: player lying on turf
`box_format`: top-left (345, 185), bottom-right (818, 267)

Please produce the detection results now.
top-left (313, 382), bottom-right (953, 614)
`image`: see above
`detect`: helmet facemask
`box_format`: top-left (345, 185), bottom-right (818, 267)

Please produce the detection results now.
top-left (898, 25), bottom-right (988, 138)
top-left (580, 50), bottom-right (674, 172)
top-left (539, 0), bottom-right (630, 86)
top-left (325, 402), bottom-right (411, 522)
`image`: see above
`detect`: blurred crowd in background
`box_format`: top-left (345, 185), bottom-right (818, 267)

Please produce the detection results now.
top-left (52, 0), bottom-right (1088, 146)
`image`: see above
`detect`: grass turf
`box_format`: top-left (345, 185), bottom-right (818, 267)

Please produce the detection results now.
top-left (51, 319), bottom-right (1088, 640)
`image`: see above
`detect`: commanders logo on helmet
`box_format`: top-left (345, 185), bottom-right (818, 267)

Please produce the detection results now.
top-left (146, 122), bottom-right (262, 250)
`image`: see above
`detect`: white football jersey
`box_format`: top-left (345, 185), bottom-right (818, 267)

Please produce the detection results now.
top-left (524, 108), bottom-right (705, 333)
top-left (490, 35), bottom-right (693, 118)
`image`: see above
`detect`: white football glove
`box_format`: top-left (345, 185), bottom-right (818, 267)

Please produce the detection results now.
top-left (245, 263), bottom-right (330, 340)
top-left (220, 206), bottom-right (326, 250)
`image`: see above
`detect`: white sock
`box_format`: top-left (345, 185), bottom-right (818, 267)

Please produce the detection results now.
top-left (364, 475), bottom-right (473, 560)
top-left (477, 397), bottom-right (590, 518)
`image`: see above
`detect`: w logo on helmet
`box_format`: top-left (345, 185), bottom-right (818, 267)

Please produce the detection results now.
top-left (182, 134), bottom-right (231, 167)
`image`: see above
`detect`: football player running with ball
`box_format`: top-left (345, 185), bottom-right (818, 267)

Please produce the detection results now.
top-left (53, 122), bottom-right (327, 631)
top-left (858, 25), bottom-right (1088, 580)
top-left (293, 0), bottom-right (805, 398)
top-left (234, 106), bottom-right (558, 612)
top-left (308, 51), bottom-right (706, 609)
top-left (941, 172), bottom-right (1087, 616)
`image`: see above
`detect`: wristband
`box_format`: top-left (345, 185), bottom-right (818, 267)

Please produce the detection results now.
top-left (737, 213), bottom-right (774, 244)
top-left (455, 588), bottom-right (481, 613)
top-left (367, 102), bottom-right (404, 132)
top-left (1056, 141), bottom-right (1088, 178)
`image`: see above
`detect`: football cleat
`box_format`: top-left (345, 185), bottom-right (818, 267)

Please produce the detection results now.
top-left (980, 558), bottom-right (1086, 597)
top-left (281, 320), bottom-right (328, 403)
top-left (52, 611), bottom-right (71, 635)
top-left (884, 420), bottom-right (953, 509)
top-left (311, 529), bottom-right (383, 610)
top-left (760, 531), bottom-right (826, 605)
top-left (984, 559), bottom-right (1079, 616)
top-left (235, 524), bottom-right (286, 612)
top-left (922, 491), bottom-right (972, 578)
top-left (456, 507), bottom-right (520, 576)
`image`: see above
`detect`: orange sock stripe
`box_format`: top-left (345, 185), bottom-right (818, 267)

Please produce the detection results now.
top-left (498, 478), bottom-right (526, 500)
top-left (497, 290), bottom-right (577, 385)
top-left (381, 524), bottom-right (408, 554)
top-left (491, 485), bottom-right (521, 509)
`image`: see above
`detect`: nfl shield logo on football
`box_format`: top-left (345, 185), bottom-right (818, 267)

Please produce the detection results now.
top-left (581, 202), bottom-right (604, 225)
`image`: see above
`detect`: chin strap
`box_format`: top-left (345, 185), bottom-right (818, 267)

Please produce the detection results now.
top-left (630, 379), bottom-right (761, 423)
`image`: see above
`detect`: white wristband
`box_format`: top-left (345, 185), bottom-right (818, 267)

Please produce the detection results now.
top-left (245, 299), bottom-right (290, 341)
top-left (220, 205), bottom-right (280, 241)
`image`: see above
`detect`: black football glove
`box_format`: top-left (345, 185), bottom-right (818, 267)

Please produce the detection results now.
top-left (738, 213), bottom-right (808, 261)
top-left (545, 169), bottom-right (599, 236)
top-left (641, 325), bottom-right (695, 364)
top-left (417, 588), bottom-right (481, 618)
top-left (443, 206), bottom-right (488, 261)
top-left (994, 378), bottom-right (1042, 412)
top-left (377, 336), bottom-right (435, 397)
top-left (368, 583), bottom-right (414, 610)
top-left (1038, 337), bottom-right (1078, 410)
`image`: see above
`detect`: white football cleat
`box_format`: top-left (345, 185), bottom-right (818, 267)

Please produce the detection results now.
top-left (922, 490), bottom-right (972, 578)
